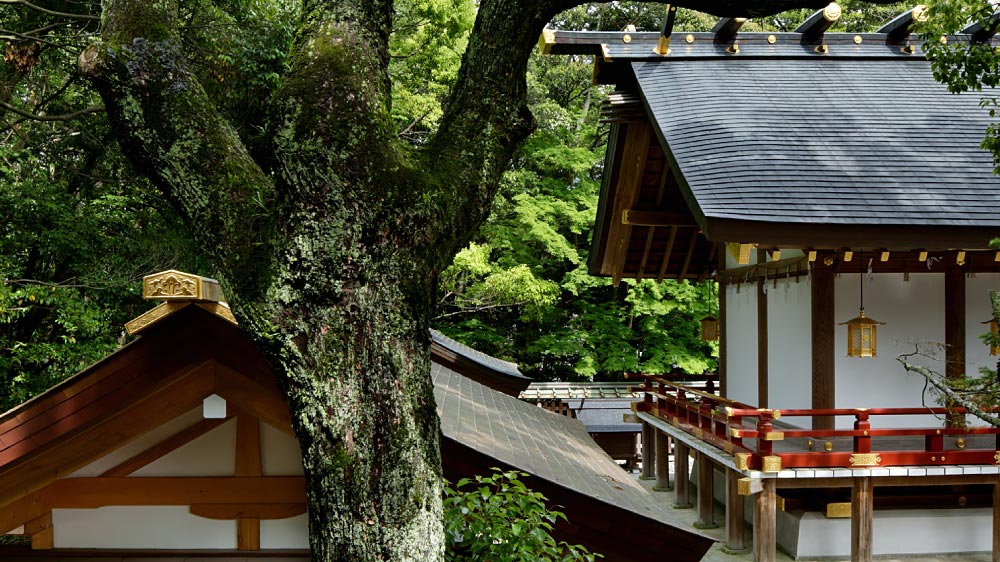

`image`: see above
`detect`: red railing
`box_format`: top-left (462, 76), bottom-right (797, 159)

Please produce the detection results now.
top-left (627, 373), bottom-right (1000, 473)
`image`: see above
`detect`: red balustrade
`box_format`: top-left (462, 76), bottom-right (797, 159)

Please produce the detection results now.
top-left (626, 373), bottom-right (1000, 473)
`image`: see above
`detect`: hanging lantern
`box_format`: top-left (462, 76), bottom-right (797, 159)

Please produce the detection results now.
top-left (839, 250), bottom-right (884, 358)
top-left (701, 316), bottom-right (719, 341)
top-left (700, 280), bottom-right (719, 341)
top-left (983, 319), bottom-right (1000, 356)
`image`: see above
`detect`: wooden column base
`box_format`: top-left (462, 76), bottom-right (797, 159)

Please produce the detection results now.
top-left (754, 479), bottom-right (776, 562)
top-left (640, 422), bottom-right (655, 480)
top-left (696, 453), bottom-right (717, 529)
top-left (726, 470), bottom-right (746, 553)
top-left (674, 441), bottom-right (691, 508)
top-left (653, 430), bottom-right (672, 492)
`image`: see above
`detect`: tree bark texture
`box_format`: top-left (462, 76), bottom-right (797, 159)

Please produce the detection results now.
top-left (75, 0), bottom-right (905, 559)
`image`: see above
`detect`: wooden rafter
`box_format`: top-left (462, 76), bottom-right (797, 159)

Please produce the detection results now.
top-left (656, 226), bottom-right (678, 283)
top-left (676, 233), bottom-right (698, 283)
top-left (636, 161), bottom-right (671, 281)
top-left (100, 414), bottom-right (234, 477)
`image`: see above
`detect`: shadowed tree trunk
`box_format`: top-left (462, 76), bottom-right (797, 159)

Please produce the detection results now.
top-left (75, 0), bottom-right (893, 559)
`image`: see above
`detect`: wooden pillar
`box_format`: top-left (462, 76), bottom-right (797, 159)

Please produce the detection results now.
top-left (653, 430), bottom-right (672, 491)
top-left (719, 260), bottom-right (728, 398)
top-left (851, 477), bottom-right (874, 562)
top-left (757, 250), bottom-right (769, 408)
top-left (236, 412), bottom-right (262, 551)
top-left (641, 422), bottom-right (655, 480)
top-left (993, 478), bottom-right (1000, 562)
top-left (696, 453), bottom-right (717, 528)
top-left (674, 441), bottom-right (692, 508)
top-left (812, 260), bottom-right (835, 430)
top-left (945, 267), bottom-right (966, 428)
top-left (25, 511), bottom-right (52, 550)
top-left (753, 479), bottom-right (776, 562)
top-left (726, 470), bottom-right (746, 552)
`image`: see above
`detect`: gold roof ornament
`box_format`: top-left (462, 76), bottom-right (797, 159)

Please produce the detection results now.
top-left (839, 250), bottom-right (885, 357)
top-left (125, 270), bottom-right (236, 335)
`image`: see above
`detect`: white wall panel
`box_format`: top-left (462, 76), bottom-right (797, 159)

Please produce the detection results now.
top-left (766, 276), bottom-right (812, 415)
top-left (724, 282), bottom-right (758, 405)
top-left (54, 507), bottom-right (235, 549)
top-left (262, 514), bottom-right (310, 549)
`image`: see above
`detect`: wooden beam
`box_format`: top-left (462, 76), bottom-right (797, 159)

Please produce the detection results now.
top-left (719, 277), bottom-right (728, 398)
top-left (0, 363), bottom-right (216, 509)
top-left (696, 453), bottom-right (717, 529)
top-left (214, 363), bottom-right (293, 435)
top-left (653, 429), bottom-right (671, 492)
top-left (24, 511), bottom-right (51, 550)
top-left (753, 479), bottom-right (776, 562)
top-left (812, 262), bottom-right (835, 429)
top-left (851, 477), bottom-right (874, 562)
top-left (726, 470), bottom-right (746, 552)
top-left (674, 441), bottom-right (691, 508)
top-left (945, 267), bottom-right (966, 428)
top-left (656, 226), bottom-right (679, 283)
top-left (637, 227), bottom-right (655, 281)
top-left (605, 122), bottom-right (652, 284)
top-left (47, 477), bottom-right (305, 507)
top-left (676, 233), bottom-right (698, 283)
top-left (235, 411), bottom-right (263, 551)
top-left (622, 209), bottom-right (698, 228)
top-left (190, 503), bottom-right (306, 520)
top-left (100, 415), bottom-right (233, 477)
top-left (757, 250), bottom-right (768, 409)
top-left (0, 490), bottom-right (49, 535)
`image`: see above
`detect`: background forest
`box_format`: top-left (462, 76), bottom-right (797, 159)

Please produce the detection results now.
top-left (0, 0), bottom-right (908, 411)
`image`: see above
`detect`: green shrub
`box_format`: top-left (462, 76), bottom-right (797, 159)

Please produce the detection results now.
top-left (443, 469), bottom-right (601, 562)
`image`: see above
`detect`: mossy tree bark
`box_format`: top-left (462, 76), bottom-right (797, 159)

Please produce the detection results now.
top-left (77, 0), bottom-right (899, 559)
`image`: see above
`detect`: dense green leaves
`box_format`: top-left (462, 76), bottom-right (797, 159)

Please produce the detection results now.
top-left (443, 470), bottom-right (600, 562)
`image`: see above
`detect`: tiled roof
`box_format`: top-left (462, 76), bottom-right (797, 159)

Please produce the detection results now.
top-left (520, 382), bottom-right (640, 400)
top-left (432, 363), bottom-right (672, 522)
top-left (634, 57), bottom-right (1000, 228)
top-left (430, 329), bottom-right (527, 380)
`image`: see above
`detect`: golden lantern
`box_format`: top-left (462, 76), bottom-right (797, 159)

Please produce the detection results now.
top-left (839, 250), bottom-right (884, 357)
top-left (983, 318), bottom-right (1000, 356)
top-left (700, 280), bottom-right (719, 341)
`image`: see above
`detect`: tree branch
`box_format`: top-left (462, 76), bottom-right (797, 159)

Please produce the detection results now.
top-left (897, 347), bottom-right (1000, 427)
top-left (0, 100), bottom-right (103, 121)
top-left (0, 0), bottom-right (99, 21)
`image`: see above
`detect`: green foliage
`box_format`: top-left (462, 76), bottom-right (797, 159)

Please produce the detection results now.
top-left (443, 470), bottom-right (600, 562)
top-left (390, 0), bottom-right (476, 141)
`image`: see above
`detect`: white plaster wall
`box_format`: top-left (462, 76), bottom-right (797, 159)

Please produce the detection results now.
top-left (54, 506), bottom-right (236, 549)
top-left (724, 282), bottom-right (758, 405)
top-left (132, 417), bottom-right (236, 476)
top-left (766, 275), bottom-right (812, 417)
top-left (788, 508), bottom-right (991, 557)
top-left (262, 421), bottom-right (305, 475)
top-left (68, 407), bottom-right (204, 477)
top-left (262, 514), bottom-right (309, 549)
top-left (966, 274), bottom-right (1000, 379)
top-left (835, 273), bottom-right (945, 428)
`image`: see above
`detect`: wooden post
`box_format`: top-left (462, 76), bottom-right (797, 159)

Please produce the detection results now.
top-left (236, 412), bottom-right (262, 551)
top-left (641, 421), bottom-right (655, 480)
top-left (726, 470), bottom-right (746, 552)
top-left (24, 511), bottom-right (52, 550)
top-left (674, 441), bottom-right (692, 508)
top-left (945, 267), bottom-right (966, 428)
top-left (653, 429), bottom-right (672, 491)
top-left (993, 479), bottom-right (1000, 562)
top-left (851, 476), bottom-right (874, 562)
top-left (812, 260), bottom-right (835, 430)
top-left (720, 271), bottom-right (728, 398)
top-left (696, 452), bottom-right (717, 528)
top-left (757, 250), bottom-right (769, 408)
top-left (753, 479), bottom-right (776, 562)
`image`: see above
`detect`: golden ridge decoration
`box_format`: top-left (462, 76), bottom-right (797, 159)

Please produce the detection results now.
top-left (143, 270), bottom-right (222, 302)
top-left (849, 453), bottom-right (882, 467)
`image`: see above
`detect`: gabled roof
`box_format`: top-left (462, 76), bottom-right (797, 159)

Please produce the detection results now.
top-left (433, 363), bottom-right (713, 561)
top-left (429, 329), bottom-right (531, 396)
top-left (544, 29), bottom-right (1000, 280)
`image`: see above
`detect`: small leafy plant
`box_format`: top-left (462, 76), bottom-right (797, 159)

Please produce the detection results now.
top-left (443, 469), bottom-right (601, 562)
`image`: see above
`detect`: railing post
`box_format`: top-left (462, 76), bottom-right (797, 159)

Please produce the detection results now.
top-left (853, 411), bottom-right (871, 454)
top-left (729, 413), bottom-right (744, 452)
top-left (757, 415), bottom-right (774, 459)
